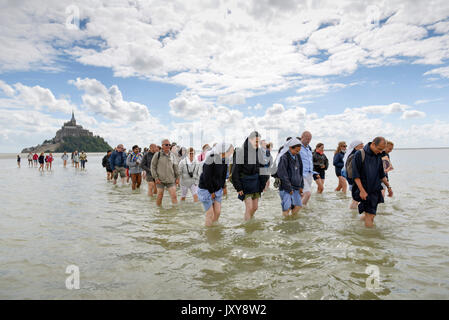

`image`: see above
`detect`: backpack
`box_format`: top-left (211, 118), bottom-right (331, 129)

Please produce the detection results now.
top-left (346, 149), bottom-right (365, 179)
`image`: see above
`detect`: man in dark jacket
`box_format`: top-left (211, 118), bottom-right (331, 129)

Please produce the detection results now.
top-left (231, 131), bottom-right (270, 221)
top-left (352, 137), bottom-right (393, 228)
top-left (102, 150), bottom-right (113, 181)
top-left (276, 138), bottom-right (304, 217)
top-left (141, 144), bottom-right (157, 197)
top-left (109, 144), bottom-right (127, 185)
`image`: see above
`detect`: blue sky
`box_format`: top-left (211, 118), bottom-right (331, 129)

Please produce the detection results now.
top-left (1, 0), bottom-right (449, 152)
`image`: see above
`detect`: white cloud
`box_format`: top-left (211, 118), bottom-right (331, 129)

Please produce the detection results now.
top-left (217, 94), bottom-right (246, 106)
top-left (414, 98), bottom-right (443, 105)
top-left (2, 0), bottom-right (449, 99)
top-left (347, 102), bottom-right (411, 115)
top-left (169, 92), bottom-right (211, 119)
top-left (401, 110), bottom-right (426, 119)
top-left (70, 77), bottom-right (151, 121)
top-left (0, 80), bottom-right (15, 96)
top-left (424, 66), bottom-right (449, 79)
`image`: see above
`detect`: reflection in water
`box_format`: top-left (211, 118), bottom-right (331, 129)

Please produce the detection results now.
top-left (1, 150), bottom-right (449, 299)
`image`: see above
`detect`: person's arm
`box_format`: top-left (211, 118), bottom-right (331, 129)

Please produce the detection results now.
top-left (202, 162), bottom-right (215, 194)
top-left (298, 155), bottom-right (304, 192)
top-left (277, 155), bottom-right (292, 193)
top-left (109, 153), bottom-right (116, 171)
top-left (126, 154), bottom-right (134, 168)
top-left (173, 158), bottom-right (180, 182)
top-left (150, 153), bottom-right (158, 179)
top-left (313, 152), bottom-right (320, 166)
top-left (324, 155), bottom-right (329, 170)
top-left (381, 176), bottom-right (393, 197)
top-left (352, 151), bottom-right (367, 200)
top-left (231, 163), bottom-right (243, 193)
top-left (140, 153), bottom-right (149, 171)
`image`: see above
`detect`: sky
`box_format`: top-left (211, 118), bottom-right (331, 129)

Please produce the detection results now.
top-left (1, 0), bottom-right (449, 153)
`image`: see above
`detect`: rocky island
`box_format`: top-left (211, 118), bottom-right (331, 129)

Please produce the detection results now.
top-left (21, 112), bottom-right (112, 153)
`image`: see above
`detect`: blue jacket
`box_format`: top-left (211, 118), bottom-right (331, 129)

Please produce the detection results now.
top-left (109, 150), bottom-right (127, 171)
top-left (333, 152), bottom-right (344, 169)
top-left (277, 151), bottom-right (304, 193)
top-left (352, 143), bottom-right (386, 195)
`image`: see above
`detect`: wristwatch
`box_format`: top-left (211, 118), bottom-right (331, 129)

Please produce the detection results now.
top-left (387, 186), bottom-right (392, 189)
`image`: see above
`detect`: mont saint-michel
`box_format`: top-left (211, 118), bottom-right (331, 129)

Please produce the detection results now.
top-left (21, 112), bottom-right (112, 153)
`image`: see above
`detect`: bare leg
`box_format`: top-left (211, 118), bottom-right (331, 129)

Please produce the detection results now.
top-left (250, 198), bottom-right (259, 219)
top-left (316, 178), bottom-right (324, 193)
top-left (205, 206), bottom-right (215, 227)
top-left (364, 213), bottom-right (375, 228)
top-left (244, 198), bottom-right (253, 221)
top-left (302, 192), bottom-right (311, 206)
top-left (193, 194), bottom-right (199, 202)
top-left (291, 205), bottom-right (301, 215)
top-left (212, 201), bottom-right (221, 222)
top-left (350, 200), bottom-right (358, 209)
top-left (339, 177), bottom-right (347, 193)
top-left (168, 186), bottom-right (178, 205)
top-left (282, 210), bottom-right (290, 217)
top-left (156, 188), bottom-right (164, 206)
top-left (136, 174), bottom-right (142, 189)
top-left (147, 181), bottom-right (155, 196)
top-left (131, 174), bottom-right (137, 190)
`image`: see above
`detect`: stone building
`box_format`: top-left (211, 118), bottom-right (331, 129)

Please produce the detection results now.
top-left (54, 111), bottom-right (93, 142)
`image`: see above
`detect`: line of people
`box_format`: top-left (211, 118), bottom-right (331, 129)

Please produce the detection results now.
top-left (103, 131), bottom-right (394, 228)
top-left (21, 151), bottom-right (89, 170)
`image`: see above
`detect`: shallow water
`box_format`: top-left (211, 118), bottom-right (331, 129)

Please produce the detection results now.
top-left (1, 150), bottom-right (448, 299)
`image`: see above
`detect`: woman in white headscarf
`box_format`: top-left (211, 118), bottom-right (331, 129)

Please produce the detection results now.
top-left (274, 137), bottom-right (304, 217)
top-left (197, 142), bottom-right (234, 227)
top-left (343, 140), bottom-right (364, 209)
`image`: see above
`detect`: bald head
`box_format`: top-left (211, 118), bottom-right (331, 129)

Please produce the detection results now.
top-left (301, 131), bottom-right (312, 146)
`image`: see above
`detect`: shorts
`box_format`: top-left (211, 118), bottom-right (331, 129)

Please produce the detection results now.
top-left (243, 193), bottom-right (261, 200)
top-left (181, 184), bottom-right (198, 198)
top-left (313, 169), bottom-right (325, 180)
top-left (198, 188), bottom-right (223, 211)
top-left (353, 189), bottom-right (384, 215)
top-left (279, 189), bottom-right (302, 211)
top-left (302, 173), bottom-right (313, 193)
top-left (106, 169), bottom-right (113, 173)
top-left (145, 173), bottom-right (155, 182)
top-left (113, 166), bottom-right (126, 179)
top-left (335, 168), bottom-right (342, 177)
top-left (156, 182), bottom-right (176, 189)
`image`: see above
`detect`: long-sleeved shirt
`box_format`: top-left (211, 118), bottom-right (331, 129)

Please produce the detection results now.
top-left (140, 152), bottom-right (155, 175)
top-left (277, 151), bottom-right (304, 193)
top-left (352, 143), bottom-right (386, 194)
top-left (333, 152), bottom-right (345, 169)
top-left (198, 154), bottom-right (228, 194)
top-left (126, 153), bottom-right (143, 174)
top-left (313, 151), bottom-right (328, 171)
top-left (179, 157), bottom-right (200, 187)
top-left (150, 151), bottom-right (179, 184)
top-left (300, 143), bottom-right (314, 175)
top-left (109, 151), bottom-right (127, 171)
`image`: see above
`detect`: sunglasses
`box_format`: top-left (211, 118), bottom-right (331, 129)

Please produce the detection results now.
top-left (163, 144), bottom-right (171, 147)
